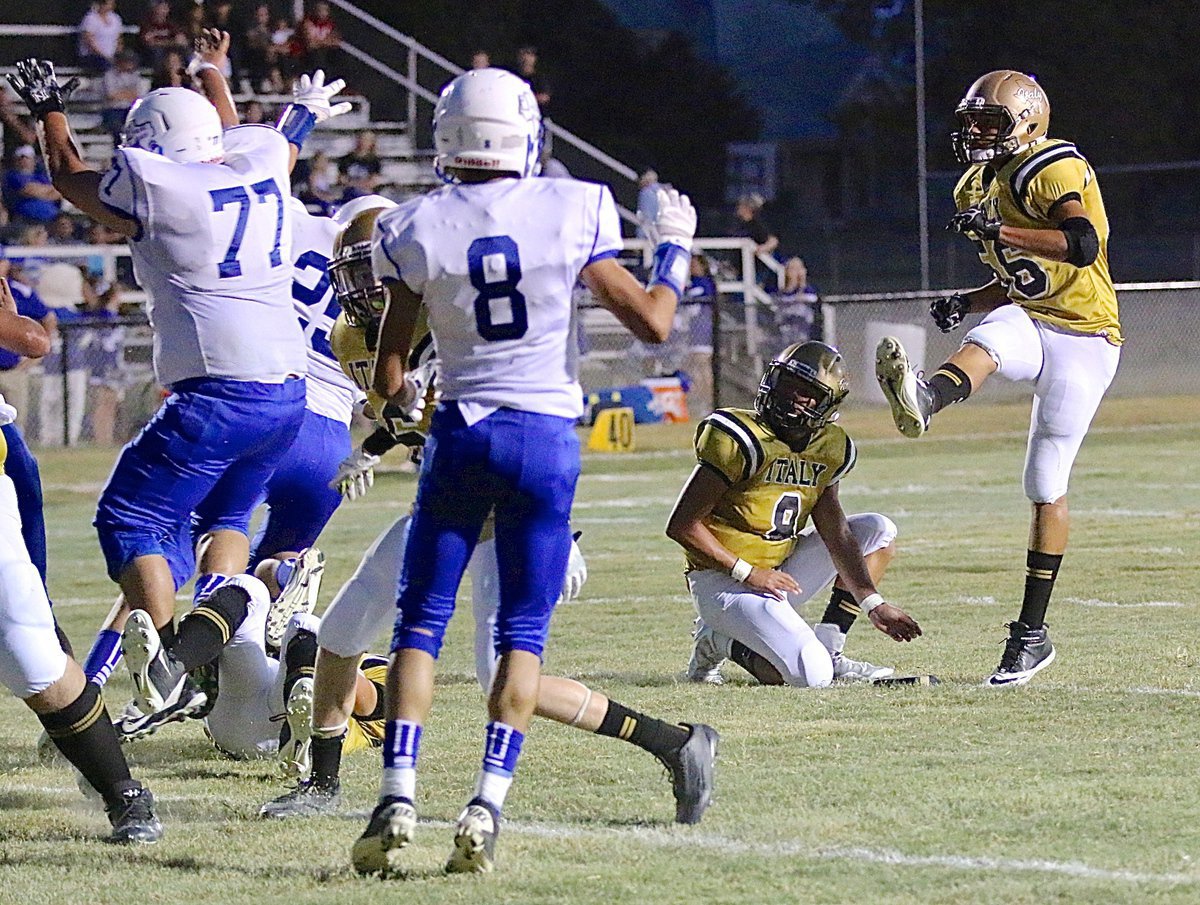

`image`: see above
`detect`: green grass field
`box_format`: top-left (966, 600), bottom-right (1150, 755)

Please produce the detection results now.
top-left (2, 397), bottom-right (1199, 905)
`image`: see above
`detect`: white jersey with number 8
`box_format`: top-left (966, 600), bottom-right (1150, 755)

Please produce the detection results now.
top-left (372, 177), bottom-right (622, 420)
top-left (99, 124), bottom-right (307, 387)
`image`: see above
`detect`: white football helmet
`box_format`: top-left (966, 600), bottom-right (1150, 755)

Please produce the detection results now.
top-left (121, 88), bottom-right (224, 164)
top-left (432, 68), bottom-right (542, 182)
top-left (331, 193), bottom-right (396, 226)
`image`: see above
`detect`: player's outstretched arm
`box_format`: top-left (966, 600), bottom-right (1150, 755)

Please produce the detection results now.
top-left (371, 278), bottom-right (424, 407)
top-left (7, 60), bottom-right (137, 238)
top-left (189, 28), bottom-right (238, 129)
top-left (276, 69), bottom-right (352, 172)
top-left (810, 483), bottom-right (921, 642)
top-left (583, 187), bottom-right (696, 344)
top-left (666, 464), bottom-right (800, 601)
top-left (0, 277), bottom-right (51, 359)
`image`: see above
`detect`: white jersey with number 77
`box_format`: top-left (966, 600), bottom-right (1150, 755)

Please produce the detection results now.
top-left (371, 177), bottom-right (623, 420)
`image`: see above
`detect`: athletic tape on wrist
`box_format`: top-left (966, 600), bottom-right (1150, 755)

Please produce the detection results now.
top-left (860, 593), bottom-right (884, 614)
top-left (730, 558), bottom-right (753, 582)
top-left (648, 240), bottom-right (690, 298)
top-left (276, 103), bottom-right (317, 148)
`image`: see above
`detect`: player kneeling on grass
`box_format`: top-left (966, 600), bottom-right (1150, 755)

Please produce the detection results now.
top-left (667, 341), bottom-right (922, 687)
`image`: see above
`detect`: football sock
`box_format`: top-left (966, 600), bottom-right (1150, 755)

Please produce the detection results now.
top-left (821, 586), bottom-right (860, 635)
top-left (38, 681), bottom-right (134, 810)
top-left (171, 585), bottom-right (250, 671)
top-left (596, 700), bottom-right (689, 758)
top-left (730, 639), bottom-right (785, 685)
top-left (83, 627), bottom-right (123, 686)
top-left (473, 721), bottom-right (524, 812)
top-left (281, 629), bottom-right (318, 704)
top-left (928, 363), bottom-right (972, 414)
top-left (310, 729), bottom-right (346, 785)
top-left (1018, 550), bottom-right (1063, 629)
top-left (273, 558), bottom-right (297, 595)
top-left (156, 619), bottom-right (176, 650)
top-left (380, 719), bottom-right (421, 802)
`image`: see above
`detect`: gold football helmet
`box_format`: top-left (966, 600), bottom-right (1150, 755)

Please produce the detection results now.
top-left (755, 340), bottom-right (850, 435)
top-left (951, 70), bottom-right (1049, 164)
top-left (328, 201), bottom-right (396, 327)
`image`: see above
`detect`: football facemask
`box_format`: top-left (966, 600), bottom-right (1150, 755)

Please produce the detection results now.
top-left (755, 341), bottom-right (849, 435)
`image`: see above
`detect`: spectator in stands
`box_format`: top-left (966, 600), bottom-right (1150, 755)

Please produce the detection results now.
top-left (339, 131), bottom-right (381, 193)
top-left (80, 281), bottom-right (127, 445)
top-left (514, 45), bottom-right (552, 112)
top-left (3, 146), bottom-right (61, 225)
top-left (636, 169), bottom-right (661, 238)
top-left (100, 51), bottom-right (148, 144)
top-left (732, 192), bottom-right (779, 258)
top-left (471, 51), bottom-right (491, 69)
top-left (150, 50), bottom-right (188, 89)
top-left (138, 0), bottom-right (186, 68)
top-left (78, 0), bottom-right (124, 73)
top-left (294, 150), bottom-right (340, 214)
top-left (774, 256), bottom-right (820, 344)
top-left (243, 100), bottom-right (268, 125)
top-left (300, 1), bottom-right (341, 72)
top-left (0, 90), bottom-right (38, 163)
top-left (0, 257), bottom-right (55, 432)
top-left (210, 1), bottom-right (242, 84)
top-left (48, 213), bottom-right (79, 245)
top-left (182, 3), bottom-right (209, 51)
top-left (270, 18), bottom-right (301, 79)
top-left (244, 4), bottom-right (277, 92)
top-left (682, 253), bottom-right (717, 413)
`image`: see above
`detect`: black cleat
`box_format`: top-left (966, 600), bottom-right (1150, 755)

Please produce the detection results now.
top-left (259, 777), bottom-right (341, 819)
top-left (106, 783), bottom-right (163, 845)
top-left (985, 621), bottom-right (1056, 687)
top-left (445, 799), bottom-right (500, 874)
top-left (658, 723), bottom-right (719, 825)
top-left (352, 795), bottom-right (417, 877)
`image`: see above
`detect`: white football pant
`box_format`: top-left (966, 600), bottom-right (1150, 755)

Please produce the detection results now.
top-left (963, 304), bottom-right (1120, 503)
top-left (687, 512), bottom-right (897, 688)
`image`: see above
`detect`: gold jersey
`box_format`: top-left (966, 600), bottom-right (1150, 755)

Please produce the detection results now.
top-left (328, 311), bottom-right (435, 446)
top-left (953, 138), bottom-right (1121, 345)
top-left (689, 408), bottom-right (856, 571)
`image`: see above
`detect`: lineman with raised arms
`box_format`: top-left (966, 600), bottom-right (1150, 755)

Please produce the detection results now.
top-left (669, 341), bottom-right (922, 688)
top-left (874, 70), bottom-right (1120, 686)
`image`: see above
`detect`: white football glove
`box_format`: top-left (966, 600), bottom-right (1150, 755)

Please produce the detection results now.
top-left (330, 445), bottom-right (381, 501)
top-left (293, 70), bottom-right (352, 123)
top-left (653, 187), bottom-right (697, 252)
top-left (561, 537), bottom-right (587, 601)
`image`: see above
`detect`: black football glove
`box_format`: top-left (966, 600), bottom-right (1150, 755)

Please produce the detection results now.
top-left (947, 205), bottom-right (1001, 241)
top-left (7, 59), bottom-right (80, 119)
top-left (929, 293), bottom-right (969, 333)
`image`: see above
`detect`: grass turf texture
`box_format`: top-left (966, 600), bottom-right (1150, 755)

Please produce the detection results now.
top-left (2, 396), bottom-right (1198, 904)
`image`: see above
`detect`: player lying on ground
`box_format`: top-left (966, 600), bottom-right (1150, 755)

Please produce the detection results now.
top-left (261, 205), bottom-right (717, 832)
top-left (0, 272), bottom-right (160, 843)
top-left (667, 341), bottom-right (922, 688)
top-left (874, 69), bottom-right (1120, 687)
top-left (351, 68), bottom-right (708, 875)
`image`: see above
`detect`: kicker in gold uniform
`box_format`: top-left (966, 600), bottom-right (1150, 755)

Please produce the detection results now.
top-left (875, 70), bottom-right (1121, 688)
top-left (668, 341), bottom-right (922, 688)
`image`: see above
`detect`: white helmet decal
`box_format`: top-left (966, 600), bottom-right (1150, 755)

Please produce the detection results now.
top-left (121, 87), bottom-right (224, 164)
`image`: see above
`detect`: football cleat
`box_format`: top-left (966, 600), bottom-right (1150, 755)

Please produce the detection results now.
top-left (832, 652), bottom-right (895, 682)
top-left (352, 796), bottom-right (417, 877)
top-left (106, 783), bottom-right (163, 845)
top-left (686, 618), bottom-right (726, 685)
top-left (985, 621), bottom-right (1055, 687)
top-left (118, 610), bottom-right (207, 740)
top-left (259, 777), bottom-right (341, 819)
top-left (445, 800), bottom-right (499, 874)
top-left (874, 336), bottom-right (934, 438)
top-left (657, 723), bottom-right (719, 825)
top-left (266, 548), bottom-right (325, 651)
top-left (279, 677), bottom-right (315, 780)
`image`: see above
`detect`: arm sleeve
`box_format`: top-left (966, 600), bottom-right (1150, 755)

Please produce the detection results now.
top-left (371, 208), bottom-right (427, 295)
top-left (1025, 156), bottom-right (1091, 222)
top-left (97, 149), bottom-right (147, 241)
top-left (585, 184), bottom-right (624, 267)
top-left (694, 417), bottom-right (748, 485)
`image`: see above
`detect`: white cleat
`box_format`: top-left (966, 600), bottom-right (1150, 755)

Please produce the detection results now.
top-left (446, 802), bottom-right (499, 874)
top-left (686, 619), bottom-right (726, 685)
top-left (832, 653), bottom-right (895, 682)
top-left (266, 548), bottom-right (325, 650)
top-left (874, 336), bottom-right (932, 439)
top-left (352, 797), bottom-right (417, 877)
top-left (279, 677), bottom-right (314, 780)
top-left (121, 610), bottom-right (166, 713)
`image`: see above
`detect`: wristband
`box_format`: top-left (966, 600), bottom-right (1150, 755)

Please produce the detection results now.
top-left (647, 241), bottom-right (690, 299)
top-left (860, 593), bottom-right (884, 614)
top-left (730, 558), bottom-right (753, 582)
top-left (188, 60), bottom-right (220, 77)
top-left (275, 103), bottom-right (318, 148)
